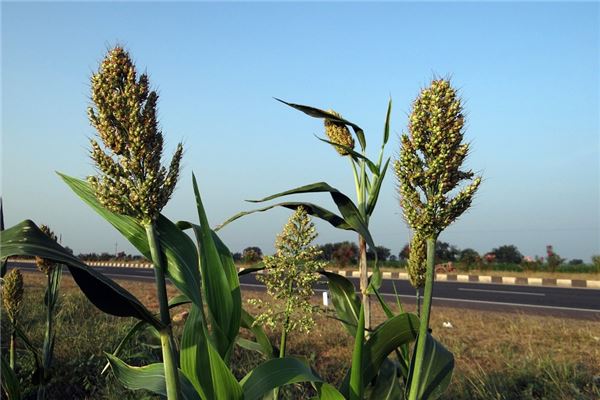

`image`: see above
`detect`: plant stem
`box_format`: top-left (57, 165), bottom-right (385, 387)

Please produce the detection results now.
top-left (145, 224), bottom-right (181, 400)
top-left (349, 302), bottom-right (365, 400)
top-left (408, 236), bottom-right (436, 400)
top-left (358, 235), bottom-right (371, 332)
top-left (416, 288), bottom-right (421, 318)
top-left (9, 325), bottom-right (16, 370)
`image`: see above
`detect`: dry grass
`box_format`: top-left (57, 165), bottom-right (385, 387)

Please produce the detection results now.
top-left (10, 272), bottom-right (600, 399)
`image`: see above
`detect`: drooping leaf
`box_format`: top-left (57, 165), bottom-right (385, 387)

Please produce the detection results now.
top-left (1, 356), bottom-right (21, 400)
top-left (405, 333), bottom-right (454, 400)
top-left (102, 294), bottom-right (193, 375)
top-left (320, 271), bottom-right (360, 336)
top-left (216, 202), bottom-right (351, 232)
top-left (240, 308), bottom-right (274, 358)
top-left (180, 305), bottom-right (243, 400)
top-left (105, 354), bottom-right (201, 400)
top-left (1, 220), bottom-right (160, 327)
top-left (240, 357), bottom-right (339, 400)
top-left (246, 182), bottom-right (376, 250)
top-left (59, 173), bottom-right (203, 311)
top-left (275, 98), bottom-right (367, 151)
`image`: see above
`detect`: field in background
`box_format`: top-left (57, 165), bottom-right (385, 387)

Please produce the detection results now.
top-left (2, 272), bottom-right (599, 400)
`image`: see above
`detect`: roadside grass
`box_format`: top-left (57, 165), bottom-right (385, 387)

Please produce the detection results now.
top-left (2, 272), bottom-right (599, 399)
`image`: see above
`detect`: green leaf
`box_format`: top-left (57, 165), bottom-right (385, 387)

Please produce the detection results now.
top-left (349, 303), bottom-right (365, 400)
top-left (366, 157), bottom-right (390, 217)
top-left (240, 308), bottom-right (274, 358)
top-left (180, 305), bottom-right (243, 400)
top-left (105, 353), bottom-right (201, 400)
top-left (102, 294), bottom-right (192, 375)
top-left (1, 356), bottom-right (21, 400)
top-left (1, 220), bottom-right (160, 328)
top-left (176, 173), bottom-right (242, 360)
top-left (315, 136), bottom-right (379, 174)
top-left (406, 333), bottom-right (454, 400)
top-left (240, 357), bottom-right (333, 400)
top-left (275, 98), bottom-right (367, 151)
top-left (320, 271), bottom-right (360, 336)
top-left (246, 181), bottom-right (376, 250)
top-left (216, 201), bottom-right (351, 232)
top-left (58, 173), bottom-right (203, 311)
top-left (366, 358), bottom-right (403, 400)
top-left (237, 266), bottom-right (265, 276)
top-left (340, 313), bottom-right (420, 397)
top-left (383, 98), bottom-right (392, 146)
top-left (314, 383), bottom-right (346, 400)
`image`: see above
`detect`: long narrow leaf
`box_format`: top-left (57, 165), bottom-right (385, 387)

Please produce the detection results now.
top-left (349, 303), bottom-right (365, 400)
top-left (240, 357), bottom-right (339, 400)
top-left (275, 98), bottom-right (366, 150)
top-left (59, 173), bottom-right (203, 311)
top-left (1, 356), bottom-right (21, 400)
top-left (1, 220), bottom-right (160, 328)
top-left (320, 271), bottom-right (360, 336)
top-left (240, 308), bottom-right (274, 358)
top-left (217, 202), bottom-right (351, 232)
top-left (106, 354), bottom-right (200, 400)
top-left (180, 305), bottom-right (243, 400)
top-left (246, 182), bottom-right (376, 250)
top-left (405, 333), bottom-right (454, 400)
top-left (366, 157), bottom-right (390, 217)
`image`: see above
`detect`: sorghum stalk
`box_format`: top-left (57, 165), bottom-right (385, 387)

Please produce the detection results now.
top-left (408, 237), bottom-right (436, 400)
top-left (146, 224), bottom-right (181, 400)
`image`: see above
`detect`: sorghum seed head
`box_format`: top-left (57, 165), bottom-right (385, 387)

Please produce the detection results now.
top-left (2, 268), bottom-right (24, 322)
top-left (324, 110), bottom-right (354, 156)
top-left (35, 224), bottom-right (58, 275)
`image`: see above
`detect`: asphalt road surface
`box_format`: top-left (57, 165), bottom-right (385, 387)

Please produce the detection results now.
top-left (7, 261), bottom-right (600, 320)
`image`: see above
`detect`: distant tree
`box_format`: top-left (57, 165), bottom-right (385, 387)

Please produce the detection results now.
top-left (332, 241), bottom-right (358, 266)
top-left (459, 248), bottom-right (480, 266)
top-left (242, 247), bottom-right (263, 264)
top-left (367, 246), bottom-right (391, 261)
top-left (63, 246), bottom-right (74, 255)
top-left (399, 244), bottom-right (410, 260)
top-left (232, 252), bottom-right (242, 263)
top-left (491, 245), bottom-right (523, 264)
top-left (568, 259), bottom-right (583, 265)
top-left (435, 241), bottom-right (459, 262)
top-left (546, 245), bottom-right (564, 272)
top-left (316, 243), bottom-right (335, 261)
top-left (389, 255), bottom-right (398, 262)
top-left (592, 255), bottom-right (600, 268)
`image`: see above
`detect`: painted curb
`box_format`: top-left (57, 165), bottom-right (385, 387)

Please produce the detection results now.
top-left (12, 259), bottom-right (600, 289)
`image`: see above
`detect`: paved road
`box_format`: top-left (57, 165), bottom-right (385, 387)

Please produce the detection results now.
top-left (7, 261), bottom-right (600, 320)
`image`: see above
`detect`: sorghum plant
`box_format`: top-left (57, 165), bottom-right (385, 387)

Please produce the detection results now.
top-left (34, 225), bottom-right (63, 400)
top-left (394, 78), bottom-right (481, 399)
top-left (220, 99), bottom-right (393, 331)
top-left (86, 46), bottom-right (183, 399)
top-left (2, 268), bottom-right (24, 369)
top-left (249, 207), bottom-right (324, 356)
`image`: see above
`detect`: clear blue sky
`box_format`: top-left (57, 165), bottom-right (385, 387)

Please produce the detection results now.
top-left (2, 2), bottom-right (598, 261)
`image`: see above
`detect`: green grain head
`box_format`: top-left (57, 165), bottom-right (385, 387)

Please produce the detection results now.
top-left (87, 46), bottom-right (183, 224)
top-left (324, 110), bottom-right (354, 156)
top-left (407, 232), bottom-right (426, 288)
top-left (35, 224), bottom-right (58, 275)
top-left (394, 79), bottom-right (481, 237)
top-left (2, 268), bottom-right (24, 323)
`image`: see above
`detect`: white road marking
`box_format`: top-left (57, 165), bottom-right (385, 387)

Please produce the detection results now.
top-left (458, 288), bottom-right (545, 296)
